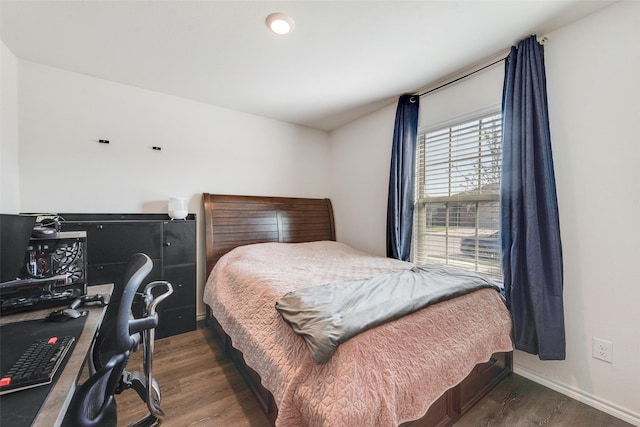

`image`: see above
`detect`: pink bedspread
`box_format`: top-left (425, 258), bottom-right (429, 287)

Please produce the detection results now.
top-left (203, 241), bottom-right (513, 426)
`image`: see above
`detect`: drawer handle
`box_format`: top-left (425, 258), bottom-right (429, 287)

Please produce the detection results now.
top-left (97, 265), bottom-right (104, 270)
top-left (97, 224), bottom-right (104, 230)
top-left (177, 283), bottom-right (183, 288)
top-left (163, 242), bottom-right (171, 247)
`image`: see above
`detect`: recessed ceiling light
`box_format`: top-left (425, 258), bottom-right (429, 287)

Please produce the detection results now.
top-left (266, 13), bottom-right (295, 35)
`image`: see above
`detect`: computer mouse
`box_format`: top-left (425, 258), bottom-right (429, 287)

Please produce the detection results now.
top-left (46, 308), bottom-right (82, 322)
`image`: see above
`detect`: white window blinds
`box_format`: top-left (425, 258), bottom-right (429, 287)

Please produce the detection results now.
top-left (413, 112), bottom-right (503, 283)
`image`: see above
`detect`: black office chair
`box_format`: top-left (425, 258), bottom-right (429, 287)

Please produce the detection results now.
top-left (64, 253), bottom-right (173, 427)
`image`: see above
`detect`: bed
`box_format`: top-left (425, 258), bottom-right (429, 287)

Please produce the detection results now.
top-left (202, 193), bottom-right (513, 426)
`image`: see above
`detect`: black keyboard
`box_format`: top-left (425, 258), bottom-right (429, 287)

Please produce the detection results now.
top-left (0, 336), bottom-right (75, 395)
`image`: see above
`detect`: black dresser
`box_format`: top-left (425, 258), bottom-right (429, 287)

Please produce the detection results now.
top-left (59, 213), bottom-right (196, 338)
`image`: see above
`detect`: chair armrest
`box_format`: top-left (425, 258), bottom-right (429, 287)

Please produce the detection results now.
top-left (141, 281), bottom-right (174, 316)
top-left (129, 317), bottom-right (158, 335)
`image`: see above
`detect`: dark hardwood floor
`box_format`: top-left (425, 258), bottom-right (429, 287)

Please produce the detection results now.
top-left (116, 325), bottom-right (270, 427)
top-left (117, 325), bottom-right (633, 427)
top-left (455, 374), bottom-right (632, 427)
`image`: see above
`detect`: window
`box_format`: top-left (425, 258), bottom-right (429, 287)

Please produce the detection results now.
top-left (413, 112), bottom-right (503, 282)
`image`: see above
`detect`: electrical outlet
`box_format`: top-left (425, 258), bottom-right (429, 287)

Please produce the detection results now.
top-left (592, 338), bottom-right (613, 363)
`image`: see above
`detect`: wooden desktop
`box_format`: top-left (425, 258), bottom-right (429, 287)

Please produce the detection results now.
top-left (0, 284), bottom-right (112, 427)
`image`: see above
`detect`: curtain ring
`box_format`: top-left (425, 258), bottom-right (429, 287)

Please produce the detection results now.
top-left (409, 96), bottom-right (417, 103)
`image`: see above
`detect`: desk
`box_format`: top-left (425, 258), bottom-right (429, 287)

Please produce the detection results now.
top-left (0, 284), bottom-right (112, 427)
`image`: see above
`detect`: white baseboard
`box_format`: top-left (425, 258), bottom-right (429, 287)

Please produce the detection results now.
top-left (514, 364), bottom-right (640, 426)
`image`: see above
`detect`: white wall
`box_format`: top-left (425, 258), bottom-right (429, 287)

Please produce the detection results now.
top-left (18, 62), bottom-right (330, 213)
top-left (1, 40), bottom-right (20, 213)
top-left (17, 61), bottom-right (331, 317)
top-left (329, 2), bottom-right (640, 424)
top-left (328, 102), bottom-right (396, 256)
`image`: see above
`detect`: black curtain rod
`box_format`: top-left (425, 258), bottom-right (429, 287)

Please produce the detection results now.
top-left (415, 56), bottom-right (506, 98)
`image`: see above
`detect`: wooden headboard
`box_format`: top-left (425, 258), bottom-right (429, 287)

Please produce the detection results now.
top-left (202, 193), bottom-right (336, 277)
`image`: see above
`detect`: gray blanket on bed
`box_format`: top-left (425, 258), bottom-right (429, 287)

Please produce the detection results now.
top-left (275, 264), bottom-right (501, 364)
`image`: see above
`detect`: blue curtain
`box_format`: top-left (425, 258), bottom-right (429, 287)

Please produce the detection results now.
top-left (386, 94), bottom-right (419, 261)
top-left (501, 35), bottom-right (565, 360)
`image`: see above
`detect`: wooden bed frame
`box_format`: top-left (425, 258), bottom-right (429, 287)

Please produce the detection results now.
top-left (202, 193), bottom-right (512, 426)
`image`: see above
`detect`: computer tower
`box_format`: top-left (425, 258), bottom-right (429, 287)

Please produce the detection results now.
top-left (0, 231), bottom-right (87, 315)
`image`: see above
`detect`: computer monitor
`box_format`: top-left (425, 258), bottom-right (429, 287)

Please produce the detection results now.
top-left (0, 214), bottom-right (37, 283)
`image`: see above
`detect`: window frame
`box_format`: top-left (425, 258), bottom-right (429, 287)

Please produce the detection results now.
top-left (412, 106), bottom-right (503, 283)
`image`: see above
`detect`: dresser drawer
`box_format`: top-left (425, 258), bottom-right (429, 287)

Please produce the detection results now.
top-left (156, 305), bottom-right (196, 338)
top-left (162, 264), bottom-right (195, 307)
top-left (162, 221), bottom-right (196, 265)
top-left (63, 221), bottom-right (161, 263)
top-left (88, 260), bottom-right (161, 296)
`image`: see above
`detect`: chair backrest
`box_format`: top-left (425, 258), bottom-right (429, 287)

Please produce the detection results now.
top-left (63, 353), bottom-right (128, 427)
top-left (114, 253), bottom-right (153, 351)
top-left (91, 253), bottom-right (153, 372)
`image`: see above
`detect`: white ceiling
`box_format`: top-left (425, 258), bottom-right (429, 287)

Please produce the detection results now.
top-left (1, 1), bottom-right (613, 131)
